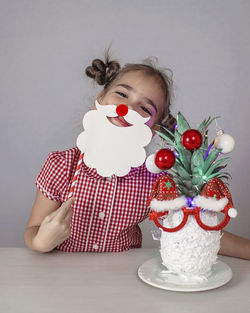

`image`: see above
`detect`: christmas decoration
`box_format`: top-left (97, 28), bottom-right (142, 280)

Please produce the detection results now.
top-left (214, 132), bottom-right (235, 154)
top-left (148, 176), bottom-right (236, 232)
top-left (145, 154), bottom-right (163, 174)
top-left (154, 149), bottom-right (176, 170)
top-left (144, 112), bottom-right (237, 286)
top-left (181, 129), bottom-right (203, 151)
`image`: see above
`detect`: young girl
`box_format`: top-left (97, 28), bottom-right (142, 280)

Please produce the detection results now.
top-left (24, 55), bottom-right (250, 259)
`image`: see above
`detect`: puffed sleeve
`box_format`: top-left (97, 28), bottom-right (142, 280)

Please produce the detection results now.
top-left (34, 151), bottom-right (68, 202)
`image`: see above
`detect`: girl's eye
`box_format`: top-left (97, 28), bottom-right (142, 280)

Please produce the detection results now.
top-left (141, 107), bottom-right (152, 116)
top-left (116, 91), bottom-right (128, 98)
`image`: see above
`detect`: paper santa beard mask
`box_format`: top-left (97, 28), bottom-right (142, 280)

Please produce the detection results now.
top-left (76, 100), bottom-right (152, 177)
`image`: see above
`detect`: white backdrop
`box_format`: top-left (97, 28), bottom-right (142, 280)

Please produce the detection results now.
top-left (0, 0), bottom-right (249, 247)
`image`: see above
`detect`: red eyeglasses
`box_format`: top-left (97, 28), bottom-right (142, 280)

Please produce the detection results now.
top-left (148, 176), bottom-right (236, 232)
top-left (149, 205), bottom-right (231, 232)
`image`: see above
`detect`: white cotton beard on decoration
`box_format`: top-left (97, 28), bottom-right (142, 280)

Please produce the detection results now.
top-left (160, 210), bottom-right (221, 284)
top-left (76, 101), bottom-right (152, 177)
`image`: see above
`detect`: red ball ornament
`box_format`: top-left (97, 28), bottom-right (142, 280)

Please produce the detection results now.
top-left (181, 129), bottom-right (203, 150)
top-left (154, 149), bottom-right (176, 170)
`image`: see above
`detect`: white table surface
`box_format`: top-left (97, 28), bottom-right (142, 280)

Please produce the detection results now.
top-left (0, 247), bottom-right (249, 313)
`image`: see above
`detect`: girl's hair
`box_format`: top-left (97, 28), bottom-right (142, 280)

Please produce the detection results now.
top-left (85, 53), bottom-right (176, 132)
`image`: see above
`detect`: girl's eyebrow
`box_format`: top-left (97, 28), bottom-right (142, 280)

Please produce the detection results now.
top-left (117, 83), bottom-right (133, 91)
top-left (116, 83), bottom-right (158, 113)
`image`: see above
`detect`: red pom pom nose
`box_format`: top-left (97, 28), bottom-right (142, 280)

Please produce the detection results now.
top-left (116, 104), bottom-right (128, 117)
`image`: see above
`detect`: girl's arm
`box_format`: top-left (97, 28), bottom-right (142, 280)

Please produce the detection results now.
top-left (24, 190), bottom-right (73, 253)
top-left (219, 230), bottom-right (250, 260)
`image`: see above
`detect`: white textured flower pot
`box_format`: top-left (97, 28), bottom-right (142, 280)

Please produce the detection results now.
top-left (160, 210), bottom-right (221, 283)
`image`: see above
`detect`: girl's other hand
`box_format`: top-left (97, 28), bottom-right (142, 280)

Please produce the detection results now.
top-left (32, 197), bottom-right (75, 252)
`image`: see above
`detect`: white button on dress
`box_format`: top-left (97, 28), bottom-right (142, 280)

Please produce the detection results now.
top-left (99, 211), bottom-right (105, 219)
top-left (93, 244), bottom-right (99, 250)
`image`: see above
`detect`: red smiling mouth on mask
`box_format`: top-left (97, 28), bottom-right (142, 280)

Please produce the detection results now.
top-left (107, 104), bottom-right (133, 127)
top-left (107, 116), bottom-right (133, 127)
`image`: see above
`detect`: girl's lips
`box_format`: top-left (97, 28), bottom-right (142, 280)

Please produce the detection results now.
top-left (108, 116), bottom-right (133, 127)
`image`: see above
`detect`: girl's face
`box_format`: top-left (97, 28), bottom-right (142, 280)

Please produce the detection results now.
top-left (95, 71), bottom-right (165, 130)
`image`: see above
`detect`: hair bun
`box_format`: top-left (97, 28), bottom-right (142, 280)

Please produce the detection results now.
top-left (85, 58), bottom-right (120, 86)
top-left (85, 59), bottom-right (106, 85)
top-left (105, 61), bottom-right (120, 83)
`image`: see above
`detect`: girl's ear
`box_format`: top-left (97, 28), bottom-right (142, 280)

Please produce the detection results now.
top-left (97, 90), bottom-right (105, 103)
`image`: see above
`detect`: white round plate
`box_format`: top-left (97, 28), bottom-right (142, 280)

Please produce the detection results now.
top-left (138, 256), bottom-right (232, 292)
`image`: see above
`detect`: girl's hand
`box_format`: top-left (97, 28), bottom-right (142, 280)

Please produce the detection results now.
top-left (32, 197), bottom-right (75, 252)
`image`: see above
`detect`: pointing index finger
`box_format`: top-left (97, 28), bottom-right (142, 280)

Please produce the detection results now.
top-left (56, 197), bottom-right (75, 220)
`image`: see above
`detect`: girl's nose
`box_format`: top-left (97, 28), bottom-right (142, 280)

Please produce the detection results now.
top-left (116, 104), bottom-right (128, 116)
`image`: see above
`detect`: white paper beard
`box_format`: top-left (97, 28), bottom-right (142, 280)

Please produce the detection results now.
top-left (76, 101), bottom-right (152, 177)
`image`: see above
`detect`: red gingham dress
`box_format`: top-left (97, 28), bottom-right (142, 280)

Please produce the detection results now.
top-left (35, 147), bottom-right (161, 252)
